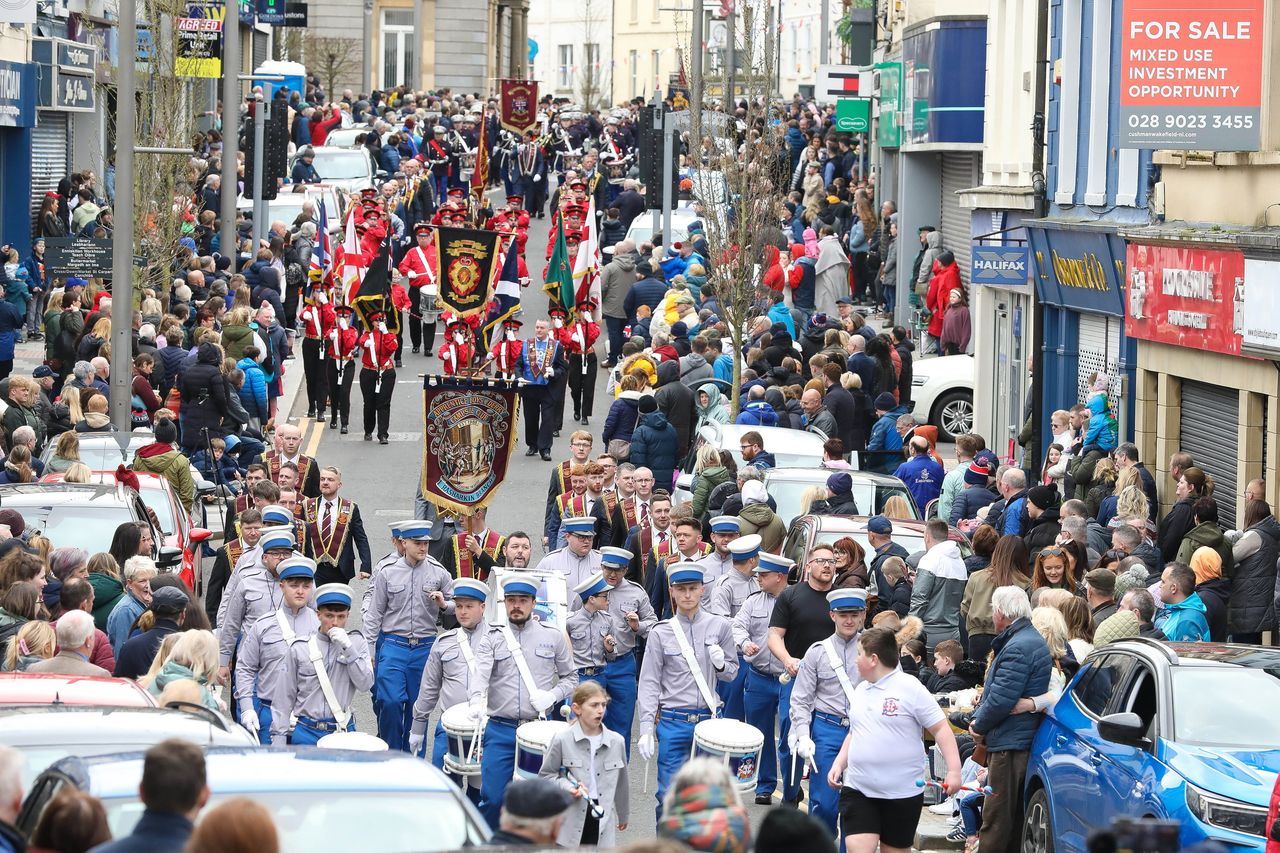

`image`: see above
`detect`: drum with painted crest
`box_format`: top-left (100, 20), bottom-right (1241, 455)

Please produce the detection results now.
top-left (692, 718), bottom-right (765, 792)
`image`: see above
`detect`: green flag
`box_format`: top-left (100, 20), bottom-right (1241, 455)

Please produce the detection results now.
top-left (543, 215), bottom-right (574, 311)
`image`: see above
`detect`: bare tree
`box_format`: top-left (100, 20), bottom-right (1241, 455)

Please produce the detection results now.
top-left (576, 0), bottom-right (611, 110)
top-left (306, 34), bottom-right (361, 101)
top-left (677, 1), bottom-right (787, 417)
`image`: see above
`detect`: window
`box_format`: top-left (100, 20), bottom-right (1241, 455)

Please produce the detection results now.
top-left (651, 49), bottom-right (660, 94)
top-left (1070, 654), bottom-right (1134, 718)
top-left (630, 0), bottom-right (637, 21)
top-left (629, 50), bottom-right (638, 97)
top-left (585, 43), bottom-right (600, 82)
top-left (380, 9), bottom-right (415, 91)
top-left (557, 45), bottom-right (573, 90)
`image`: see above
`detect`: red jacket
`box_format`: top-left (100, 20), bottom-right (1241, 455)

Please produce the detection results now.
top-left (327, 325), bottom-right (358, 360)
top-left (310, 108), bottom-right (342, 145)
top-left (398, 244), bottom-right (438, 286)
top-left (299, 302), bottom-right (335, 340)
top-left (358, 329), bottom-right (398, 370)
top-left (762, 245), bottom-right (785, 292)
top-left (926, 260), bottom-right (962, 337)
top-left (437, 340), bottom-right (474, 375)
top-left (489, 338), bottom-right (524, 375)
top-left (563, 320), bottom-right (600, 355)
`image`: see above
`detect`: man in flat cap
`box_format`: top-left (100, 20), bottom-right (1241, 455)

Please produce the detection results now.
top-left (488, 778), bottom-right (572, 847)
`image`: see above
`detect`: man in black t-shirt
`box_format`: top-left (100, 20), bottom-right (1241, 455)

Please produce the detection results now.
top-left (767, 545), bottom-right (836, 805)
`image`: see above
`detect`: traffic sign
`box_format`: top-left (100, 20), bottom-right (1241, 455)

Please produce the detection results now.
top-left (835, 98), bottom-right (871, 133)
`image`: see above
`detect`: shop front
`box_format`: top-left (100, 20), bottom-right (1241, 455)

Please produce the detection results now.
top-left (0, 59), bottom-right (38, 250)
top-left (1026, 221), bottom-right (1134, 465)
top-left (1124, 234), bottom-right (1280, 524)
top-left (31, 38), bottom-right (98, 232)
top-left (970, 230), bottom-right (1034, 464)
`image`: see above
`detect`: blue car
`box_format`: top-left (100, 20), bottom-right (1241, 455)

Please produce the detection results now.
top-left (17, 745), bottom-right (491, 852)
top-left (1023, 639), bottom-right (1280, 853)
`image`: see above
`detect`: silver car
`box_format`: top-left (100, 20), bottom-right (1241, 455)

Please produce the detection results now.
top-left (673, 422), bottom-right (827, 505)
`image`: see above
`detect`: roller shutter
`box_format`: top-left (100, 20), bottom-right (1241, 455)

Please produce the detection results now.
top-left (940, 152), bottom-right (978, 285)
top-left (30, 112), bottom-right (69, 234)
top-left (1075, 312), bottom-right (1122, 404)
top-left (1179, 380), bottom-right (1239, 527)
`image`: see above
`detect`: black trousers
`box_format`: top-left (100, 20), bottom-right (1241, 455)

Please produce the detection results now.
top-left (407, 285), bottom-right (423, 349)
top-left (314, 562), bottom-right (347, 587)
top-left (520, 383), bottom-right (554, 452)
top-left (568, 352), bottom-right (597, 418)
top-left (302, 338), bottom-right (328, 414)
top-left (359, 366), bottom-right (395, 439)
top-left (326, 360), bottom-right (355, 426)
top-left (550, 372), bottom-right (568, 433)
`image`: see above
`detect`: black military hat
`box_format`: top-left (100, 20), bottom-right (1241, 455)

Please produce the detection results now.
top-left (502, 778), bottom-right (572, 819)
top-left (413, 223), bottom-right (432, 236)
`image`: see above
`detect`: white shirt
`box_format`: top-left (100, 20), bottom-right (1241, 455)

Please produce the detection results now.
top-left (842, 667), bottom-right (945, 799)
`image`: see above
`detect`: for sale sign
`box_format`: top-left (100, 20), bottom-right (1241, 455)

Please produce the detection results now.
top-left (1119, 1), bottom-right (1264, 150)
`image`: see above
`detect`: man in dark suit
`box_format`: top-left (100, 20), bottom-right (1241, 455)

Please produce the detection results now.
top-left (300, 465), bottom-right (372, 586)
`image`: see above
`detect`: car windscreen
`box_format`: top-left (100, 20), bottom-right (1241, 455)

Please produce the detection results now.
top-left (72, 444), bottom-right (139, 469)
top-left (137, 489), bottom-right (176, 536)
top-left (26, 506), bottom-right (134, 551)
top-left (1172, 668), bottom-right (1280, 748)
top-left (768, 479), bottom-right (919, 525)
top-left (311, 152), bottom-right (370, 180)
top-left (103, 790), bottom-right (479, 851)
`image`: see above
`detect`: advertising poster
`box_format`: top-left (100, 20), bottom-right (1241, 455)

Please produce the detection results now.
top-left (175, 2), bottom-right (223, 78)
top-left (1125, 242), bottom-right (1249, 356)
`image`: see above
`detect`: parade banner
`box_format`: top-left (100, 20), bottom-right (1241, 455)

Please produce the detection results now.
top-left (434, 226), bottom-right (503, 319)
top-left (499, 79), bottom-right (538, 135)
top-left (420, 376), bottom-right (520, 514)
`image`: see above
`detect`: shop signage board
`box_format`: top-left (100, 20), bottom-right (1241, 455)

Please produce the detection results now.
top-left (1125, 242), bottom-right (1250, 356)
top-left (835, 98), bottom-right (871, 133)
top-left (1026, 225), bottom-right (1126, 316)
top-left (971, 245), bottom-right (1029, 286)
top-left (1240, 259), bottom-right (1280, 357)
top-left (1118, 0), bottom-right (1265, 150)
top-left (176, 4), bottom-right (224, 78)
top-left (45, 238), bottom-right (113, 278)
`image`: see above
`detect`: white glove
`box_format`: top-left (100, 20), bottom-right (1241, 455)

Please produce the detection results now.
top-left (638, 732), bottom-right (656, 761)
top-left (707, 643), bottom-right (726, 670)
top-left (329, 330), bottom-right (338, 341)
top-left (582, 310), bottom-right (593, 323)
top-left (329, 627), bottom-right (352, 649)
top-left (466, 696), bottom-right (485, 721)
top-left (531, 689), bottom-right (557, 714)
top-left (409, 732), bottom-right (425, 755)
top-left (377, 322), bottom-right (388, 334)
top-left (791, 733), bottom-right (815, 761)
top-left (545, 368), bottom-right (555, 379)
top-left (241, 707), bottom-right (260, 736)
top-left (533, 174), bottom-right (542, 183)
top-left (317, 292), bottom-right (328, 304)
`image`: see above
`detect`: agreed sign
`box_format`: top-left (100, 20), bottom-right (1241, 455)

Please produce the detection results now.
top-left (1119, 1), bottom-right (1264, 150)
top-left (835, 98), bottom-right (871, 133)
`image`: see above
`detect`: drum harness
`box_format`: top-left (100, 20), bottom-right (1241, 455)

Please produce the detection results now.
top-left (670, 619), bottom-right (721, 718)
top-left (453, 628), bottom-right (484, 771)
top-left (501, 626), bottom-right (548, 721)
top-left (304, 635), bottom-right (351, 732)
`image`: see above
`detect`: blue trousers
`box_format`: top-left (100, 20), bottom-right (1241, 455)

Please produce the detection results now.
top-left (716, 655), bottom-right (747, 722)
top-left (603, 652), bottom-right (637, 757)
top-left (478, 716), bottom-right (521, 830)
top-left (291, 715), bottom-right (354, 745)
top-left (251, 695), bottom-right (272, 745)
top-left (376, 633), bottom-right (434, 752)
top-left (811, 712), bottom-right (851, 837)
top-left (432, 720), bottom-right (482, 805)
top-left (743, 667), bottom-right (781, 797)
top-left (777, 677), bottom-right (802, 801)
top-left (655, 708), bottom-right (712, 821)
top-left (604, 317), bottom-right (626, 365)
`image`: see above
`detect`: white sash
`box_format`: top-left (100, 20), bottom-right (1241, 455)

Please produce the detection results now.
top-left (455, 628), bottom-right (476, 678)
top-left (308, 636), bottom-right (351, 729)
top-left (275, 608), bottom-right (297, 643)
top-left (670, 617), bottom-right (720, 716)
top-left (822, 637), bottom-right (858, 713)
top-left (501, 626), bottom-right (544, 719)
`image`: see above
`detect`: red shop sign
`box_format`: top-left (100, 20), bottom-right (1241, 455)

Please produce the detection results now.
top-left (1125, 242), bottom-right (1251, 357)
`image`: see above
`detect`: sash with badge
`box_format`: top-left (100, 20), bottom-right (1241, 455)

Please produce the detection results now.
top-left (304, 497), bottom-right (354, 567)
top-left (452, 529), bottom-right (504, 580)
top-left (266, 452), bottom-right (312, 489)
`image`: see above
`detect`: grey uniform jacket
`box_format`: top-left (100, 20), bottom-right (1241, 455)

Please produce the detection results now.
top-left (636, 610), bottom-right (739, 737)
top-left (411, 625), bottom-right (489, 737)
top-left (567, 607), bottom-right (613, 669)
top-left (217, 565), bottom-right (284, 665)
top-left (273, 630), bottom-right (374, 740)
top-left (235, 606), bottom-right (320, 722)
top-left (695, 551), bottom-right (733, 605)
top-left (732, 590), bottom-right (784, 675)
top-left (469, 619), bottom-right (578, 721)
top-left (788, 630), bottom-right (863, 741)
top-left (364, 554), bottom-right (455, 639)
top-left (540, 723), bottom-right (630, 848)
top-left (535, 547), bottom-right (603, 593)
top-left (707, 569), bottom-right (758, 619)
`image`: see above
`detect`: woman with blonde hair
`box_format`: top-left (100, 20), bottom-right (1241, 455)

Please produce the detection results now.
top-left (3, 619), bottom-right (55, 671)
top-left (1009, 607), bottom-right (1080, 716)
top-left (0, 445), bottom-right (35, 484)
top-left (146, 629), bottom-right (224, 710)
top-left (62, 387), bottom-right (84, 428)
top-left (1098, 466), bottom-right (1143, 527)
top-left (882, 494), bottom-right (913, 519)
top-left (136, 632), bottom-right (181, 689)
top-left (797, 484), bottom-right (830, 517)
top-left (690, 443), bottom-right (731, 520)
top-left (63, 461), bottom-right (92, 483)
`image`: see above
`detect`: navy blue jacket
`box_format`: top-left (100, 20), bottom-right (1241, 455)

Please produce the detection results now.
top-left (622, 277), bottom-right (667, 324)
top-left (629, 411), bottom-right (679, 493)
top-left (971, 617), bottom-right (1053, 752)
top-left (602, 393), bottom-right (641, 444)
top-left (89, 809), bottom-right (194, 853)
top-left (112, 620), bottom-right (180, 679)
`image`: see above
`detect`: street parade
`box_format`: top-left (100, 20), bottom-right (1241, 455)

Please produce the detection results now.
top-left (0, 1), bottom-right (1277, 852)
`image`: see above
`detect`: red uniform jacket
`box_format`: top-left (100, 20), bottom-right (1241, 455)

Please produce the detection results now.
top-left (299, 303), bottom-right (336, 341)
top-left (327, 325), bottom-right (359, 360)
top-left (437, 340), bottom-right (474, 375)
top-left (397, 244), bottom-right (438, 287)
top-left (563, 320), bottom-right (600, 356)
top-left (391, 283), bottom-right (412, 313)
top-left (489, 338), bottom-right (524, 375)
top-left (358, 329), bottom-right (398, 370)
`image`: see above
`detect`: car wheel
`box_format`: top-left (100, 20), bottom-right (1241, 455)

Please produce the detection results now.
top-left (932, 390), bottom-right (974, 442)
top-left (1022, 787), bottom-right (1054, 853)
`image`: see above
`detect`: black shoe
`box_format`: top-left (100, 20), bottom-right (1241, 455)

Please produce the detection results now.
top-left (316, 411), bottom-right (326, 421)
top-left (755, 794), bottom-right (774, 806)
top-left (306, 408), bottom-right (315, 418)
top-left (573, 412), bottom-right (580, 422)
top-left (364, 433), bottom-right (373, 441)
top-left (341, 425), bottom-right (349, 434)
top-left (581, 417), bottom-right (589, 426)
top-left (379, 437), bottom-right (389, 445)
top-left (525, 447), bottom-right (538, 457)
top-left (553, 430), bottom-right (561, 438)
top-left (540, 451), bottom-right (552, 461)
top-left (395, 360), bottom-right (403, 368)
top-left (330, 419), bottom-right (338, 430)
top-left (412, 346), bottom-right (420, 354)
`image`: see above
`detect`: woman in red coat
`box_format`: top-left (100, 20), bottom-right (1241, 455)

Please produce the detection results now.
top-left (925, 249), bottom-right (962, 352)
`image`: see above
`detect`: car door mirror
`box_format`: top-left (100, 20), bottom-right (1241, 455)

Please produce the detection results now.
top-left (189, 527), bottom-right (213, 544)
top-left (157, 545), bottom-right (183, 568)
top-left (675, 473), bottom-right (693, 493)
top-left (1098, 711), bottom-right (1150, 747)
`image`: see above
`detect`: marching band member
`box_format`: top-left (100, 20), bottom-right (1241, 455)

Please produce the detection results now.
top-left (706, 533), bottom-right (762, 721)
top-left (438, 316), bottom-right (474, 376)
top-left (733, 552), bottom-right (794, 805)
top-left (326, 304), bottom-right (359, 434)
top-left (358, 308), bottom-right (398, 445)
top-left (300, 465), bottom-right (371, 586)
top-left (597, 546), bottom-right (655, 754)
top-left (408, 577), bottom-right (491, 804)
top-left (265, 423), bottom-right (321, 498)
top-left (362, 520), bottom-right (409, 620)
top-left (469, 574), bottom-right (578, 830)
top-left (547, 463), bottom-right (611, 549)
top-left (486, 317), bottom-right (524, 381)
top-left (275, 582), bottom-right (373, 745)
top-left (298, 286), bottom-right (335, 421)
top-left (696, 515), bottom-right (741, 599)
top-left (206, 507), bottom-right (261, 626)
top-left (216, 524), bottom-right (295, 678)
top-left (543, 430), bottom-right (594, 545)
top-left (364, 519), bottom-right (455, 752)
top-left (642, 513), bottom-right (710, 619)
top-left (635, 562), bottom-right (738, 821)
top-left (441, 507), bottom-right (507, 581)
top-left (517, 318), bottom-right (567, 461)
top-left (547, 304), bottom-right (572, 437)
top-left (567, 571), bottom-right (613, 689)
top-left (536, 515), bottom-right (602, 591)
top-left (396, 223), bottom-right (438, 356)
top-left (565, 300), bottom-right (600, 427)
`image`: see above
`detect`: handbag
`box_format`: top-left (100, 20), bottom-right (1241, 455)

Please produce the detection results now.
top-left (607, 438), bottom-right (630, 461)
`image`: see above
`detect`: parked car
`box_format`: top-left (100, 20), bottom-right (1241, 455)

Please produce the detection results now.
top-left (290, 146), bottom-right (381, 194)
top-left (319, 124), bottom-right (395, 150)
top-left (762, 467), bottom-right (919, 526)
top-left (40, 471), bottom-right (213, 593)
top-left (18, 746), bottom-right (492, 851)
top-left (39, 432), bottom-right (211, 490)
top-left (0, 705), bottom-right (253, 786)
top-left (0, 673), bottom-right (156, 709)
top-left (620, 206), bottom-right (700, 253)
top-left (780, 514), bottom-right (972, 592)
top-left (673, 422), bottom-right (827, 505)
top-left (236, 184), bottom-right (347, 234)
top-left (911, 353), bottom-right (974, 442)
top-left (0, 483), bottom-right (180, 570)
top-left (1024, 639), bottom-right (1280, 853)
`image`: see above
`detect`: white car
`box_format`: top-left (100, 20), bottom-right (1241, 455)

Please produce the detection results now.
top-left (321, 124), bottom-right (395, 150)
top-left (622, 206), bottom-right (700, 250)
top-left (237, 185), bottom-right (346, 235)
top-left (291, 147), bottom-right (381, 194)
top-left (910, 353), bottom-right (974, 442)
top-left (673, 422), bottom-right (827, 506)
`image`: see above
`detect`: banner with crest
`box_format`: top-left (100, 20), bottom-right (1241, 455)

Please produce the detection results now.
top-left (499, 79), bottom-right (539, 135)
top-left (420, 376), bottom-right (520, 515)
top-left (434, 226), bottom-right (503, 319)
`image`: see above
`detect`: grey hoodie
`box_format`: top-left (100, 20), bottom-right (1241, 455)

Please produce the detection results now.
top-left (909, 539), bottom-right (968, 641)
top-left (915, 229), bottom-right (944, 287)
top-left (679, 351), bottom-right (713, 384)
top-left (600, 252), bottom-right (638, 318)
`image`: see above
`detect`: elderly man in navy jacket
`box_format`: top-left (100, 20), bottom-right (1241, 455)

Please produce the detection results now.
top-left (969, 586), bottom-right (1052, 853)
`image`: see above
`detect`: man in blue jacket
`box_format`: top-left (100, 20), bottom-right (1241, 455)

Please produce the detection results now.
top-left (969, 586), bottom-right (1052, 853)
top-left (90, 739), bottom-right (210, 853)
top-left (622, 260), bottom-right (666, 326)
top-left (865, 392), bottom-right (908, 474)
top-left (1156, 562), bottom-right (1210, 641)
top-left (894, 436), bottom-right (945, 510)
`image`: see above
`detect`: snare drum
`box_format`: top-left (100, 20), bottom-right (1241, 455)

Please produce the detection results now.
top-left (441, 703), bottom-right (483, 776)
top-left (315, 731), bottom-right (388, 752)
top-left (514, 720), bottom-right (569, 780)
top-left (693, 719), bottom-right (765, 792)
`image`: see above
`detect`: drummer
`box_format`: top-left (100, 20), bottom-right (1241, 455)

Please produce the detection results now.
top-left (535, 515), bottom-right (601, 591)
top-left (469, 574), bottom-right (579, 830)
top-left (635, 562), bottom-right (739, 821)
top-left (275, 582), bottom-right (374, 745)
top-left (696, 516), bottom-right (741, 603)
top-left (788, 587), bottom-right (867, 837)
top-left (408, 577), bottom-right (491, 804)
top-left (707, 533), bottom-right (761, 722)
top-left (732, 552), bottom-right (793, 805)
top-left (596, 546), bottom-right (654, 754)
top-left (567, 571), bottom-right (612, 690)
